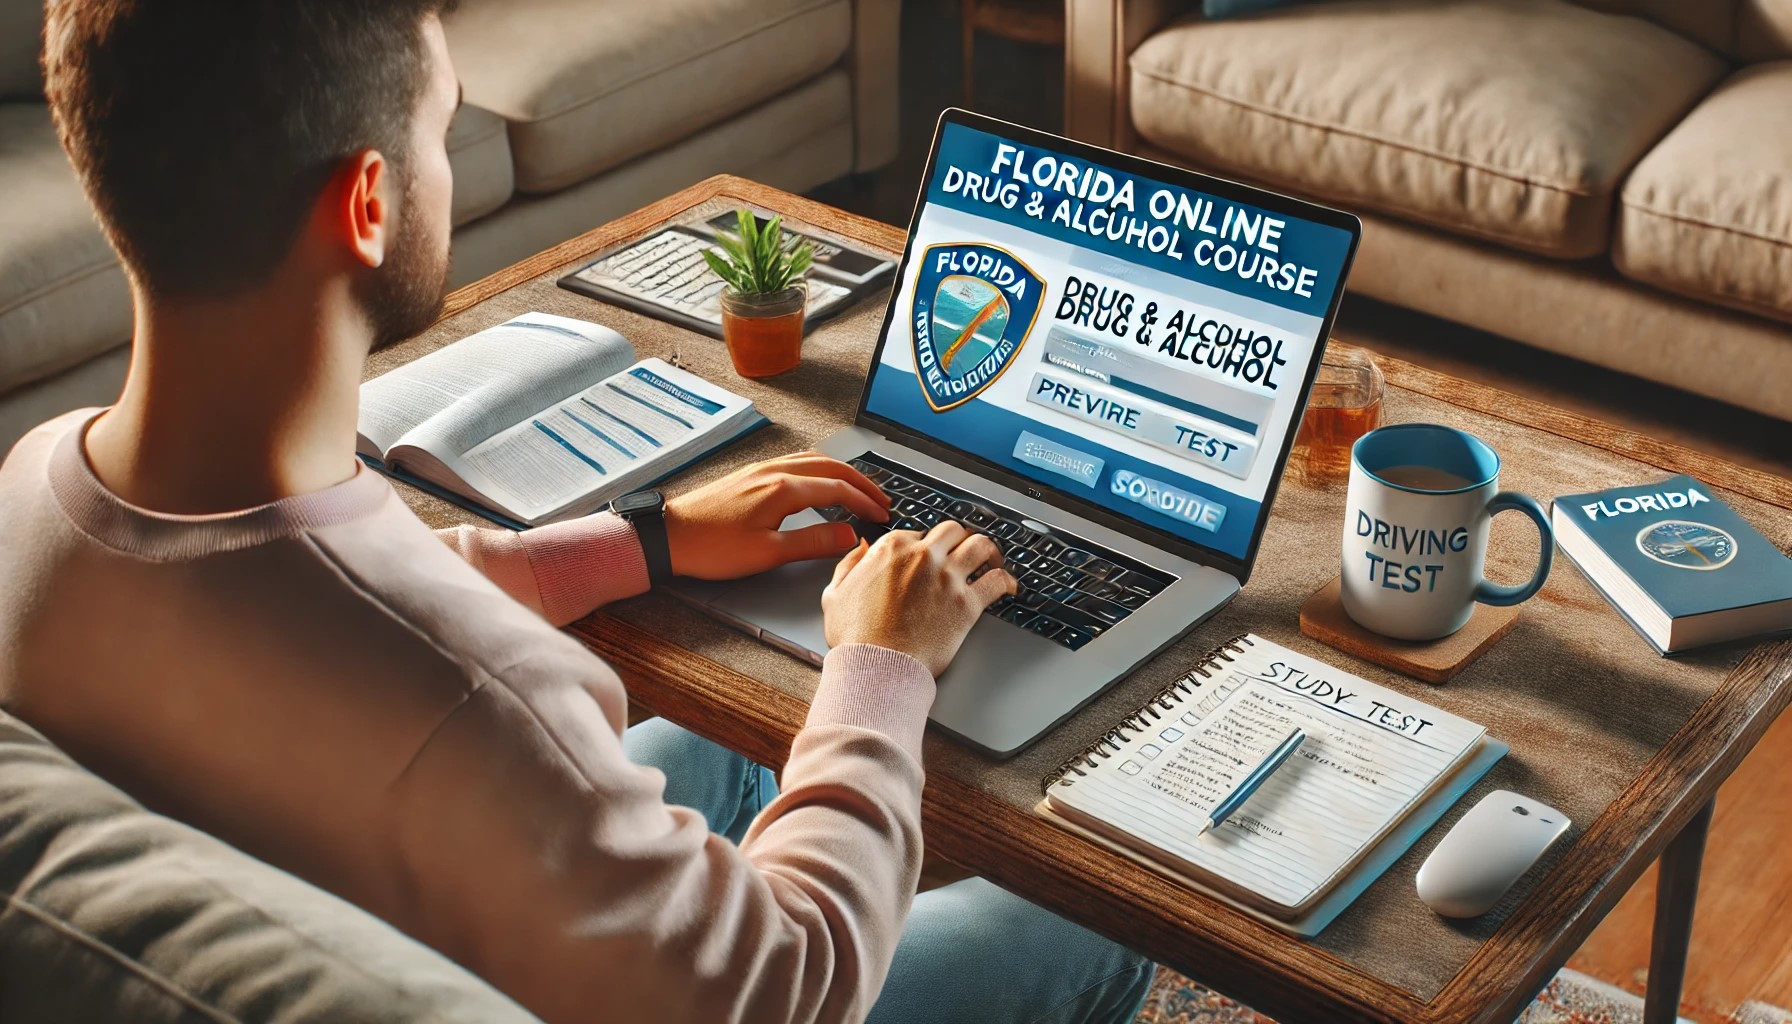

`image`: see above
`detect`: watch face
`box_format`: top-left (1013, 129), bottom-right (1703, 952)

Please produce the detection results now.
top-left (1635, 519), bottom-right (1736, 570)
top-left (614, 490), bottom-right (662, 515)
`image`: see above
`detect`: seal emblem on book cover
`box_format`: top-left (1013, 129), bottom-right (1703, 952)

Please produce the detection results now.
top-left (910, 242), bottom-right (1044, 411)
top-left (1636, 520), bottom-right (1737, 570)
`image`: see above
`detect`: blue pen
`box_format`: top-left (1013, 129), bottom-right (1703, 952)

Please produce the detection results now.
top-left (1199, 725), bottom-right (1306, 836)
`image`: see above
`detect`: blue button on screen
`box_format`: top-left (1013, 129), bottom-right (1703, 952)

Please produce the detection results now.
top-left (1110, 469), bottom-right (1227, 532)
top-left (1012, 431), bottom-right (1104, 488)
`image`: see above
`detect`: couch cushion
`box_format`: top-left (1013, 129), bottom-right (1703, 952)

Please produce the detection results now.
top-left (1569, 0), bottom-right (1739, 57)
top-left (448, 70), bottom-right (854, 287)
top-left (445, 0), bottom-right (852, 194)
top-left (1614, 62), bottom-right (1792, 324)
top-left (0, 104), bottom-right (131, 397)
top-left (0, 709), bottom-right (542, 1023)
top-left (1129, 0), bottom-right (1727, 259)
top-left (1738, 0), bottom-right (1792, 60)
top-left (0, 345), bottom-right (127, 456)
top-left (447, 101), bottom-right (514, 227)
top-left (0, 98), bottom-right (515, 400)
top-left (0, 0), bottom-right (42, 99)
top-left (1573, 0), bottom-right (1792, 60)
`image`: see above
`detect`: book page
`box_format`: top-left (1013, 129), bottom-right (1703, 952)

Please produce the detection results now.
top-left (357, 312), bottom-right (635, 459)
top-left (433, 359), bottom-right (755, 524)
top-left (1050, 637), bottom-right (1484, 910)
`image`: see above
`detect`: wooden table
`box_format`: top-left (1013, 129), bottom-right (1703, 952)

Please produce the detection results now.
top-left (401, 175), bottom-right (1792, 1024)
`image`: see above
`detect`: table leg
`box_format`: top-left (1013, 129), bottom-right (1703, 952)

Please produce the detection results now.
top-left (1645, 798), bottom-right (1714, 1024)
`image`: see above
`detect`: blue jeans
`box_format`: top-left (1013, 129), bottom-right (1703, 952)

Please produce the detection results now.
top-left (624, 717), bottom-right (1154, 1024)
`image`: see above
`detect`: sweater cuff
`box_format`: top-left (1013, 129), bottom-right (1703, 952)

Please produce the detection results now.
top-left (517, 511), bottom-right (651, 626)
top-left (807, 644), bottom-right (936, 762)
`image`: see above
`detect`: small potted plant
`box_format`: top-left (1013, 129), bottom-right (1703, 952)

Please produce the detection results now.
top-left (702, 209), bottom-right (814, 378)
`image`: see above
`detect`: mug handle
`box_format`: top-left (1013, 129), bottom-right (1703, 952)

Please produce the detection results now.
top-left (1472, 492), bottom-right (1554, 606)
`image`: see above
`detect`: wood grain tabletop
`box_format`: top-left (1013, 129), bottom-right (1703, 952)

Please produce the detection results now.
top-left (387, 175), bottom-right (1792, 1024)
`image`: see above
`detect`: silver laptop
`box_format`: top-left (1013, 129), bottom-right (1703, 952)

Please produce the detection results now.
top-left (675, 109), bottom-right (1360, 758)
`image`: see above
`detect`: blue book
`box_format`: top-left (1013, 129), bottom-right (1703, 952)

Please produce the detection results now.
top-left (1552, 475), bottom-right (1792, 654)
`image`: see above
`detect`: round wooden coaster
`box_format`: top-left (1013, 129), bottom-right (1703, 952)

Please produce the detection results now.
top-left (1297, 577), bottom-right (1519, 684)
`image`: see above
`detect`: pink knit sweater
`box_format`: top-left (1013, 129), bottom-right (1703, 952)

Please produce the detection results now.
top-left (0, 410), bottom-right (938, 1024)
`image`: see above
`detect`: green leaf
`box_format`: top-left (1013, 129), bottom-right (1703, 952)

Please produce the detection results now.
top-left (714, 232), bottom-right (749, 270)
top-left (787, 245), bottom-right (813, 280)
top-left (737, 210), bottom-right (760, 269)
top-left (702, 248), bottom-right (743, 290)
top-left (754, 227), bottom-right (778, 291)
top-left (714, 207), bottom-right (817, 295)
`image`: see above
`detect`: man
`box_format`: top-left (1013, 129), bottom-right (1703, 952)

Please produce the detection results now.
top-left (0, 2), bottom-right (1154, 1022)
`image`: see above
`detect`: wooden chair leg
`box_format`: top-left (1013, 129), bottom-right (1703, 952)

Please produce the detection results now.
top-left (1644, 798), bottom-right (1714, 1024)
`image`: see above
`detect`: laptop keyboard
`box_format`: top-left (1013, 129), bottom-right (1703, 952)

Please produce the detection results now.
top-left (817, 454), bottom-right (1176, 651)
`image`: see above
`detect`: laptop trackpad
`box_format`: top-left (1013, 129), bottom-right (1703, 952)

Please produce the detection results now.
top-left (706, 510), bottom-right (835, 660)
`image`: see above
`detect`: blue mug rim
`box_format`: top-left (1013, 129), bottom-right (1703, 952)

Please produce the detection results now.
top-left (1350, 423), bottom-right (1500, 495)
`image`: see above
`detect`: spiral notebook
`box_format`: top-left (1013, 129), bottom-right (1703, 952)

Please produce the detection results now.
top-left (1037, 634), bottom-right (1503, 932)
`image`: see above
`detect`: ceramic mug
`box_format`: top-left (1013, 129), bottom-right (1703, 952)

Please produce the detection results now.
top-left (1340, 423), bottom-right (1553, 641)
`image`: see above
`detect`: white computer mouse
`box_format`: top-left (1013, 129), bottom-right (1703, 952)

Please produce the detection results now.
top-left (1416, 790), bottom-right (1570, 918)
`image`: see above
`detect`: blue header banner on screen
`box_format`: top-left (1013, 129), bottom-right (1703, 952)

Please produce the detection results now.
top-left (928, 122), bottom-right (1355, 320)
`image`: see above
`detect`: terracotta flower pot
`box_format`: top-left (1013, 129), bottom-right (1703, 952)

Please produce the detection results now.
top-left (720, 285), bottom-right (805, 378)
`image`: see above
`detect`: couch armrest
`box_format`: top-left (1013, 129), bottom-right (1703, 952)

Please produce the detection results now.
top-left (1065, 0), bottom-right (1196, 148)
top-left (850, 0), bottom-right (902, 172)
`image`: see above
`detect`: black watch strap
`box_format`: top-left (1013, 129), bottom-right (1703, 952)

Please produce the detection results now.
top-left (614, 491), bottom-right (672, 586)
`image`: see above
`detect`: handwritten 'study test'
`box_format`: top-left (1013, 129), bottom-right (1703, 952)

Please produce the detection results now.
top-left (1045, 635), bottom-right (1485, 913)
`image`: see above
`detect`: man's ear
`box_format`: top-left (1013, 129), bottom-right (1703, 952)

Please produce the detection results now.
top-left (335, 149), bottom-right (390, 270)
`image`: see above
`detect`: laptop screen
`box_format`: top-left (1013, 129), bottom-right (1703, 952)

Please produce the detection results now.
top-left (859, 116), bottom-right (1358, 565)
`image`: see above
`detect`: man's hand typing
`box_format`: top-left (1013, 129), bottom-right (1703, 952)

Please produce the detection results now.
top-left (823, 522), bottom-right (1018, 678)
top-left (663, 452), bottom-right (892, 580)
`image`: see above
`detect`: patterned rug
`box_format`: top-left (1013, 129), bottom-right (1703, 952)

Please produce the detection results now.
top-left (1133, 965), bottom-right (1792, 1024)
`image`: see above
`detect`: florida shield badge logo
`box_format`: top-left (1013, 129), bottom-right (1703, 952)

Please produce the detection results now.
top-left (911, 242), bottom-right (1045, 411)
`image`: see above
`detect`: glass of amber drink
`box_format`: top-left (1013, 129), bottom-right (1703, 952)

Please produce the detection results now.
top-left (1289, 344), bottom-right (1384, 485)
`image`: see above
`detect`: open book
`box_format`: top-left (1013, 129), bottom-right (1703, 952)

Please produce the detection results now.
top-left (358, 312), bottom-right (767, 527)
top-left (1039, 634), bottom-right (1493, 921)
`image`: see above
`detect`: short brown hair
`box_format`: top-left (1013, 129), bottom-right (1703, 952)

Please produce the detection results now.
top-left (44, 0), bottom-right (457, 298)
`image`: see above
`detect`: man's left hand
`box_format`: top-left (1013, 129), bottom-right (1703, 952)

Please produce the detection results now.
top-left (662, 452), bottom-right (892, 580)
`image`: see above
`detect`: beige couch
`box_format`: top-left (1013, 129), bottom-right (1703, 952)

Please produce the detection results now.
top-left (1065, 0), bottom-right (1792, 423)
top-left (0, 0), bottom-right (899, 450)
top-left (0, 708), bottom-right (547, 1022)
